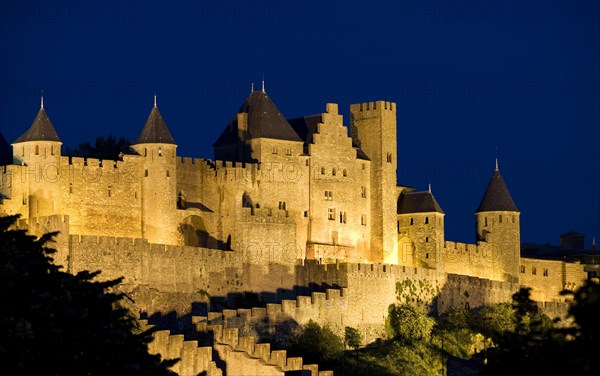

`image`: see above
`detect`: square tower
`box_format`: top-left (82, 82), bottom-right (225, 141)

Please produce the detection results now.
top-left (350, 101), bottom-right (399, 264)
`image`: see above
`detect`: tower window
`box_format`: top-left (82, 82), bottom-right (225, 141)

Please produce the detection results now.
top-left (278, 201), bottom-right (286, 210)
top-left (425, 253), bottom-right (429, 259)
top-left (51, 145), bottom-right (54, 155)
top-left (144, 148), bottom-right (147, 156)
top-left (328, 208), bottom-right (335, 220)
top-left (361, 215), bottom-right (367, 226)
top-left (361, 186), bottom-right (366, 198)
top-left (69, 184), bottom-right (73, 194)
top-left (108, 186), bottom-right (112, 197)
top-left (512, 216), bottom-right (515, 223)
top-left (272, 147), bottom-right (278, 154)
top-left (321, 167), bottom-right (325, 175)
top-left (543, 268), bottom-right (548, 277)
top-left (499, 215), bottom-right (502, 223)
top-left (410, 218), bottom-right (413, 225)
top-left (303, 211), bottom-right (308, 217)
top-left (35, 145), bottom-right (39, 155)
top-left (166, 170), bottom-right (170, 177)
top-left (343, 169), bottom-right (347, 177)
top-left (425, 217), bottom-right (429, 224)
top-left (332, 168), bottom-right (337, 176)
top-left (532, 267), bottom-right (537, 276)
top-left (339, 211), bottom-right (347, 224)
top-left (426, 237), bottom-right (429, 243)
top-left (325, 191), bottom-right (333, 200)
top-left (484, 217), bottom-right (488, 226)
top-left (520, 265), bottom-right (525, 273)
top-left (386, 153), bottom-right (392, 163)
top-left (144, 169), bottom-right (148, 177)
top-left (286, 148), bottom-right (292, 156)
top-left (158, 148), bottom-right (162, 157)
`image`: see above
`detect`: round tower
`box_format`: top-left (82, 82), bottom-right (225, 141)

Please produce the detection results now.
top-left (12, 97), bottom-right (62, 218)
top-left (131, 96), bottom-right (179, 245)
top-left (475, 160), bottom-right (520, 282)
top-left (397, 186), bottom-right (445, 270)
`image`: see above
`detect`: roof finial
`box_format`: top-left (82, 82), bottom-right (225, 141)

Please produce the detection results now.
top-left (251, 82), bottom-right (254, 93)
top-left (154, 94), bottom-right (157, 108)
top-left (261, 73), bottom-right (265, 93)
top-left (41, 89), bottom-right (44, 109)
top-left (495, 146), bottom-right (499, 171)
top-left (428, 182), bottom-right (432, 193)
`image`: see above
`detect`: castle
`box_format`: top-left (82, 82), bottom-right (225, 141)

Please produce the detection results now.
top-left (0, 89), bottom-right (587, 375)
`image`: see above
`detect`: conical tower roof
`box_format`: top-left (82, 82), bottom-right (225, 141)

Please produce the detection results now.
top-left (476, 165), bottom-right (518, 213)
top-left (134, 100), bottom-right (176, 145)
top-left (214, 90), bottom-right (302, 146)
top-left (14, 103), bottom-right (61, 143)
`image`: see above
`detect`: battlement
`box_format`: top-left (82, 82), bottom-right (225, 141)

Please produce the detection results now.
top-left (298, 259), bottom-right (441, 282)
top-left (140, 319), bottom-right (223, 376)
top-left (350, 100), bottom-right (395, 112)
top-left (193, 287), bottom-right (348, 331)
top-left (63, 155), bottom-right (123, 169)
top-left (444, 241), bottom-right (479, 254)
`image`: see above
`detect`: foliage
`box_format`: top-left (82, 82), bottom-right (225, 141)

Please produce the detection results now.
top-left (480, 286), bottom-right (597, 376)
top-left (472, 303), bottom-right (516, 341)
top-left (432, 307), bottom-right (477, 359)
top-left (65, 134), bottom-right (131, 160)
top-left (0, 215), bottom-right (177, 375)
top-left (345, 326), bottom-right (361, 350)
top-left (386, 304), bottom-right (435, 343)
top-left (288, 320), bottom-right (343, 365)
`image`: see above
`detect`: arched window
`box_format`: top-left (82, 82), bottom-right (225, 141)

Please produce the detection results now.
top-left (343, 169), bottom-right (347, 177)
top-left (35, 145), bottom-right (39, 155)
top-left (321, 167), bottom-right (325, 175)
top-left (332, 168), bottom-right (337, 176)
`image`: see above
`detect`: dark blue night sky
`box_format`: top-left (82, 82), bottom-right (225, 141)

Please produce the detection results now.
top-left (1, 1), bottom-right (598, 246)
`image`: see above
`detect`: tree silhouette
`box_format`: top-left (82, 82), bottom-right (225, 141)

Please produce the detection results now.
top-left (65, 134), bottom-right (131, 160)
top-left (0, 215), bottom-right (177, 375)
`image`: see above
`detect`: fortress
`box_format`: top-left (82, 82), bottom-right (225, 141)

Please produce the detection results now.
top-left (0, 88), bottom-right (587, 375)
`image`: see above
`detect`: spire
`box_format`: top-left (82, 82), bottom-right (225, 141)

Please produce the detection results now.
top-left (14, 101), bottom-right (61, 143)
top-left (495, 158), bottom-right (499, 171)
top-left (261, 78), bottom-right (265, 93)
top-left (476, 167), bottom-right (519, 213)
top-left (251, 82), bottom-right (254, 93)
top-left (134, 102), bottom-right (176, 145)
top-left (428, 182), bottom-right (432, 193)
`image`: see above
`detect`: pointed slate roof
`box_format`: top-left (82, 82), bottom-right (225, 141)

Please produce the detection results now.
top-left (476, 168), bottom-right (519, 212)
top-left (398, 191), bottom-right (444, 214)
top-left (213, 91), bottom-right (302, 147)
top-left (134, 105), bottom-right (176, 145)
top-left (14, 107), bottom-right (61, 143)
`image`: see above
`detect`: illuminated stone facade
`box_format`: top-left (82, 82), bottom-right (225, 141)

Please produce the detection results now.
top-left (0, 91), bottom-right (588, 373)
